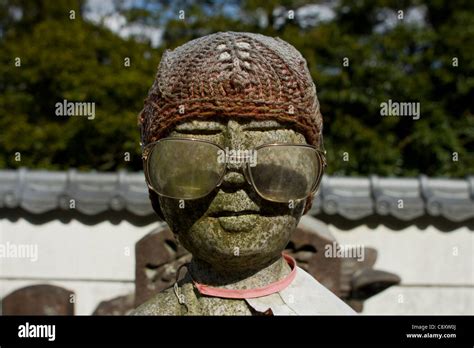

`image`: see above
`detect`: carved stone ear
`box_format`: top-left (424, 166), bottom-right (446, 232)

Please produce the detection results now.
top-left (148, 188), bottom-right (165, 221)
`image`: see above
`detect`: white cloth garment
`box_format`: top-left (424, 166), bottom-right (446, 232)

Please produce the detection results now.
top-left (245, 267), bottom-right (356, 315)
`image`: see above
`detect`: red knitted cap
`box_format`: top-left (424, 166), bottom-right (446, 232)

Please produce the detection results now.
top-left (138, 31), bottom-right (323, 147)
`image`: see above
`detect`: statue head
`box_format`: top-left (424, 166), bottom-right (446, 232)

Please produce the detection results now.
top-left (139, 32), bottom-right (324, 275)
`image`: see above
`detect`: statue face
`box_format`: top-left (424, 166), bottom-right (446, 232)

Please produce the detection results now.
top-left (158, 119), bottom-right (308, 273)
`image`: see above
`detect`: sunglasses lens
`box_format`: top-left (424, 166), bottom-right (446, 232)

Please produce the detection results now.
top-left (250, 145), bottom-right (322, 203)
top-left (147, 139), bottom-right (225, 199)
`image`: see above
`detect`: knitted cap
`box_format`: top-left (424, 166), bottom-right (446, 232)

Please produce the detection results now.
top-left (138, 31), bottom-right (323, 147)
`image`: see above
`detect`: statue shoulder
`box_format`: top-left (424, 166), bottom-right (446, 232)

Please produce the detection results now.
top-left (130, 287), bottom-right (182, 316)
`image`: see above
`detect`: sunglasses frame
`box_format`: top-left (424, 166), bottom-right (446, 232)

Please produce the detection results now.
top-left (142, 137), bottom-right (327, 203)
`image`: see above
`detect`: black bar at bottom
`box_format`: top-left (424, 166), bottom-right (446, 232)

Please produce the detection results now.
top-left (0, 315), bottom-right (472, 345)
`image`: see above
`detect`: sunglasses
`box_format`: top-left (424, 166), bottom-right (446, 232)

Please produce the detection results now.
top-left (142, 137), bottom-right (326, 203)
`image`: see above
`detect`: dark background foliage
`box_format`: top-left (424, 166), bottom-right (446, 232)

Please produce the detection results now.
top-left (0, 0), bottom-right (472, 176)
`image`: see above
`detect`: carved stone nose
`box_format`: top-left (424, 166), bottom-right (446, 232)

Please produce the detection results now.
top-left (221, 171), bottom-right (246, 188)
top-left (226, 120), bottom-right (244, 149)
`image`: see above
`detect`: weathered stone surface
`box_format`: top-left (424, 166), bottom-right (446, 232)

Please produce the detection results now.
top-left (131, 119), bottom-right (399, 315)
top-left (134, 222), bottom-right (337, 306)
top-left (92, 293), bottom-right (135, 315)
top-left (135, 228), bottom-right (191, 307)
top-left (2, 284), bottom-right (74, 315)
top-left (284, 225), bottom-right (341, 297)
top-left (134, 220), bottom-right (400, 313)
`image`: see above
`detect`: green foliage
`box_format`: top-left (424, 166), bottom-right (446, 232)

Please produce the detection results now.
top-left (0, 0), bottom-right (472, 176)
top-left (0, 0), bottom-right (160, 170)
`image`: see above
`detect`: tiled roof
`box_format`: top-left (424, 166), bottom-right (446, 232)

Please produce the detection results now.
top-left (1, 169), bottom-right (473, 222)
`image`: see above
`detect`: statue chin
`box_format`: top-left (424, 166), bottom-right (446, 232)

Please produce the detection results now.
top-left (164, 210), bottom-right (300, 272)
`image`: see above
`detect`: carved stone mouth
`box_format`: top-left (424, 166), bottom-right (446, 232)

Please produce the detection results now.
top-left (208, 210), bottom-right (259, 218)
top-left (214, 214), bottom-right (258, 232)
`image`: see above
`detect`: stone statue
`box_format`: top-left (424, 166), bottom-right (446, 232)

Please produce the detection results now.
top-left (132, 32), bottom-right (355, 315)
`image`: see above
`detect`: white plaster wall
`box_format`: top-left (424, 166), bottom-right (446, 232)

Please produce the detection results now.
top-left (0, 219), bottom-right (162, 280)
top-left (1, 218), bottom-right (473, 315)
top-left (362, 286), bottom-right (474, 315)
top-left (329, 224), bottom-right (474, 314)
top-left (0, 218), bottom-right (161, 314)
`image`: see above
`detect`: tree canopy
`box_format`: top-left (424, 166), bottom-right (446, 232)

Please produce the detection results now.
top-left (0, 0), bottom-right (472, 176)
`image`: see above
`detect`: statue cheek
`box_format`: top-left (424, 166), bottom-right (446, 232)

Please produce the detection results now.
top-left (158, 195), bottom-right (213, 231)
